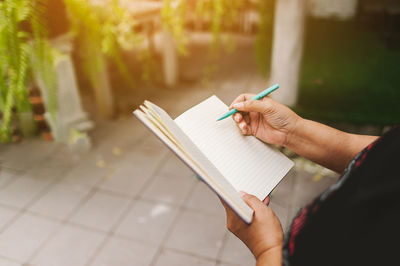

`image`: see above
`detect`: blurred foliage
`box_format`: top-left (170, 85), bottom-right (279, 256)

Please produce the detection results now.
top-left (0, 0), bottom-right (29, 142)
top-left (255, 0), bottom-right (274, 76)
top-left (162, 0), bottom-right (188, 55)
top-left (64, 0), bottom-right (137, 90)
top-left (297, 19), bottom-right (400, 126)
top-left (0, 0), bottom-right (275, 142)
top-left (163, 0), bottom-right (274, 64)
top-left (0, 0), bottom-right (56, 143)
top-left (194, 0), bottom-right (245, 52)
top-left (62, 0), bottom-right (273, 100)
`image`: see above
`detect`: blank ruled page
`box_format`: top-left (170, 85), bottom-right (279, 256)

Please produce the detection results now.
top-left (175, 95), bottom-right (294, 200)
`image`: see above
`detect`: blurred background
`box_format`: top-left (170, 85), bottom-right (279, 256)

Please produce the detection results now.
top-left (0, 0), bottom-right (399, 265)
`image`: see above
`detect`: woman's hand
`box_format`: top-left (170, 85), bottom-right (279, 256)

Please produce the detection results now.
top-left (221, 192), bottom-right (283, 264)
top-left (230, 94), bottom-right (301, 146)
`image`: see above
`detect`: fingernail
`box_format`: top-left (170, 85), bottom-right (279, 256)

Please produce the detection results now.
top-left (232, 102), bottom-right (244, 109)
top-left (239, 123), bottom-right (245, 130)
top-left (239, 191), bottom-right (246, 197)
top-left (234, 114), bottom-right (240, 122)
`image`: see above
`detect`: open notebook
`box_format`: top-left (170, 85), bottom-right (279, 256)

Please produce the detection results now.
top-left (133, 95), bottom-right (293, 223)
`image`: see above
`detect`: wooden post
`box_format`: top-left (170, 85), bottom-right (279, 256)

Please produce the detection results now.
top-left (270, 0), bottom-right (307, 106)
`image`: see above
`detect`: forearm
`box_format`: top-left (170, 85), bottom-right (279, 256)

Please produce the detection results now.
top-left (285, 118), bottom-right (378, 173)
top-left (256, 246), bottom-right (282, 266)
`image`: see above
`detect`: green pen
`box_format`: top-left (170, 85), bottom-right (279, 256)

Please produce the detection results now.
top-left (217, 84), bottom-right (279, 121)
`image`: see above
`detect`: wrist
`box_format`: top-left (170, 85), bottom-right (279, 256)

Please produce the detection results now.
top-left (256, 245), bottom-right (283, 266)
top-left (252, 237), bottom-right (284, 261)
top-left (283, 115), bottom-right (304, 149)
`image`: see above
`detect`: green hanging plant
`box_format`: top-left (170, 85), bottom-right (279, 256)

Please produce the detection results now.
top-left (0, 0), bottom-right (57, 143)
top-left (0, 0), bottom-right (31, 142)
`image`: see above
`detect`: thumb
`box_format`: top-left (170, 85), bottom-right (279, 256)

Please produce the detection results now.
top-left (240, 191), bottom-right (265, 212)
top-left (232, 99), bottom-right (272, 114)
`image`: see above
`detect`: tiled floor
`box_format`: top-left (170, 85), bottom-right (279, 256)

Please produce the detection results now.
top-left (0, 128), bottom-right (338, 266)
top-left (0, 37), bottom-right (339, 266)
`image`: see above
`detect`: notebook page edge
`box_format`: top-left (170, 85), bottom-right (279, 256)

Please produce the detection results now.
top-left (133, 108), bottom-right (253, 223)
top-left (140, 105), bottom-right (186, 151)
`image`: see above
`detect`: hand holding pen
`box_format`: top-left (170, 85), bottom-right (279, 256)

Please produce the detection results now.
top-left (225, 85), bottom-right (301, 147)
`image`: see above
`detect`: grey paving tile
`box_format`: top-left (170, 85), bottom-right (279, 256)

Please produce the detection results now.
top-left (164, 209), bottom-right (226, 259)
top-left (89, 146), bottom-right (127, 169)
top-left (99, 158), bottom-right (156, 197)
top-left (217, 263), bottom-right (240, 266)
top-left (141, 156), bottom-right (195, 206)
top-left (269, 201), bottom-right (289, 232)
top-left (219, 233), bottom-right (255, 266)
top-left (0, 257), bottom-right (21, 266)
top-left (290, 170), bottom-right (338, 211)
top-left (90, 236), bottom-right (158, 266)
top-left (0, 175), bottom-right (52, 209)
top-left (89, 119), bottom-right (122, 142)
top-left (97, 134), bottom-right (170, 195)
top-left (270, 169), bottom-right (295, 208)
top-left (41, 144), bottom-right (77, 170)
top-left (281, 169), bottom-right (339, 227)
top-left (131, 135), bottom-right (169, 160)
top-left (115, 199), bottom-right (178, 245)
top-left (286, 202), bottom-right (304, 227)
top-left (0, 213), bottom-right (59, 262)
top-left (29, 181), bottom-right (91, 220)
top-left (31, 224), bottom-right (105, 266)
top-left (63, 156), bottom-right (110, 187)
top-left (0, 143), bottom-right (10, 153)
top-left (154, 152), bottom-right (195, 177)
top-left (186, 181), bottom-right (224, 215)
top-left (0, 206), bottom-right (19, 231)
top-left (92, 118), bottom-right (147, 149)
top-left (0, 140), bottom-right (59, 171)
top-left (0, 169), bottom-right (19, 189)
top-left (69, 191), bottom-right (130, 232)
top-left (25, 164), bottom-right (66, 180)
top-left (154, 249), bottom-right (216, 266)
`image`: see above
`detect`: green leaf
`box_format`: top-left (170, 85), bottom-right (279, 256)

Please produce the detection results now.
top-left (16, 0), bottom-right (30, 22)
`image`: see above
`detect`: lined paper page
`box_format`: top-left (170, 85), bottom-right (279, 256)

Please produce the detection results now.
top-left (175, 95), bottom-right (294, 200)
top-left (137, 103), bottom-right (254, 223)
